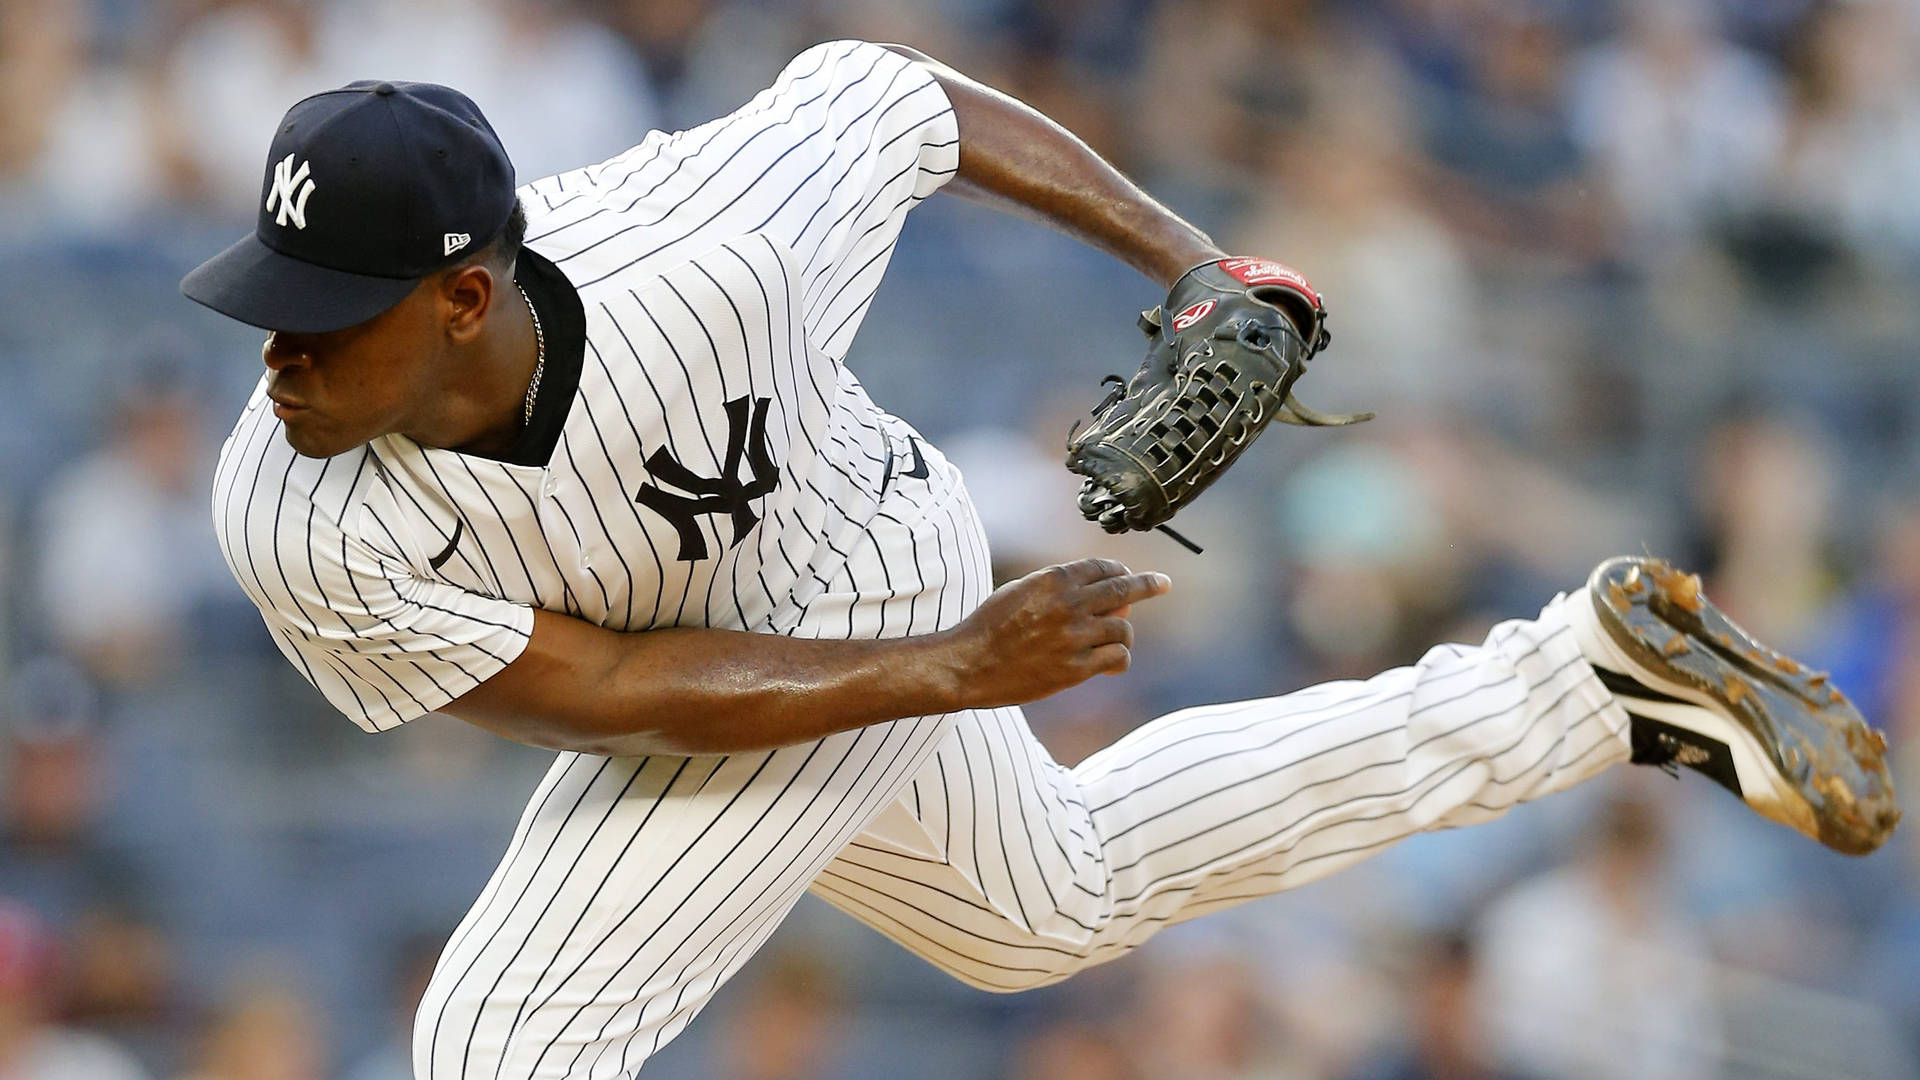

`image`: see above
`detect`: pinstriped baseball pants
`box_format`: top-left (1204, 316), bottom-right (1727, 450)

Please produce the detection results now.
top-left (412, 467), bottom-right (1633, 1079)
top-left (816, 601), bottom-right (1632, 993)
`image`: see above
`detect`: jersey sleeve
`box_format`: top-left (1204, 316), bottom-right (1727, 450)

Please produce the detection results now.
top-left (215, 436), bottom-right (534, 733)
top-left (520, 40), bottom-right (959, 360)
top-left (754, 41), bottom-right (960, 357)
top-left (259, 524), bottom-right (535, 733)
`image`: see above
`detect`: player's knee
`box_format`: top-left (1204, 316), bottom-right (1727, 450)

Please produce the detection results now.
top-left (927, 931), bottom-right (1101, 994)
top-left (943, 960), bottom-right (1077, 995)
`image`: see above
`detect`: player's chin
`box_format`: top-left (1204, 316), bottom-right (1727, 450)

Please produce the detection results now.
top-left (279, 415), bottom-right (359, 459)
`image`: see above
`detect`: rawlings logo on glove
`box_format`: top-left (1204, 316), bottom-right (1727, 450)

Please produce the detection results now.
top-left (1064, 257), bottom-right (1372, 542)
top-left (1169, 299), bottom-right (1216, 331)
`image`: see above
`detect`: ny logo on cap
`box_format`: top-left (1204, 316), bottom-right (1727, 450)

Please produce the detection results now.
top-left (266, 153), bottom-right (316, 230)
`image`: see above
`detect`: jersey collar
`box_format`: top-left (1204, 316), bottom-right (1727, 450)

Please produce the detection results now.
top-left (490, 245), bottom-right (584, 467)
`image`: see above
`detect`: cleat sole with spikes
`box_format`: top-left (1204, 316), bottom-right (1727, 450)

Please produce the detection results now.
top-left (1589, 557), bottom-right (1899, 855)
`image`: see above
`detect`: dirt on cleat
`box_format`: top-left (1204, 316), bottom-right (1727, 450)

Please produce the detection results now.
top-left (1592, 556), bottom-right (1901, 856)
top-left (1649, 562), bottom-right (1705, 613)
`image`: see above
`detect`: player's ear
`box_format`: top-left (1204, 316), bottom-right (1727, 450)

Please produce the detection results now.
top-left (442, 264), bottom-right (494, 344)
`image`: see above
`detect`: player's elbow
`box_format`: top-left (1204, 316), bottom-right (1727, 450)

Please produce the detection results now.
top-left (442, 703), bottom-right (598, 755)
top-left (450, 708), bottom-right (675, 757)
top-left (878, 42), bottom-right (938, 65)
top-left (442, 690), bottom-right (661, 757)
top-left (563, 724), bottom-right (740, 759)
top-left (450, 704), bottom-right (758, 759)
top-left (446, 674), bottom-right (798, 757)
top-left (572, 710), bottom-right (812, 758)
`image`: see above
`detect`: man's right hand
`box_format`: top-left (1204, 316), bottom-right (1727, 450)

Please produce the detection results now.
top-left (935, 558), bottom-right (1172, 710)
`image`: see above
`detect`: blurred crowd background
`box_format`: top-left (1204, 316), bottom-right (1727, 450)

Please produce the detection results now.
top-left (3, 0), bottom-right (1920, 1077)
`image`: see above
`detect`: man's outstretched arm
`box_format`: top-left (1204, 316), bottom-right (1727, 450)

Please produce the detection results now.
top-left (891, 43), bottom-right (1357, 538)
top-left (882, 44), bottom-right (1226, 287)
top-left (444, 560), bottom-right (1168, 757)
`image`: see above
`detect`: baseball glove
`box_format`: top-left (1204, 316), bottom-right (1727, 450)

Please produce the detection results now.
top-left (1065, 257), bottom-right (1372, 542)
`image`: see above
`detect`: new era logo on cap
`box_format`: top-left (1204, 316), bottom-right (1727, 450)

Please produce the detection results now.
top-left (444, 232), bottom-right (472, 256)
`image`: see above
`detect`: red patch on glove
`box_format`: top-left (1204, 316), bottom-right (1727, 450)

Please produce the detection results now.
top-left (1170, 298), bottom-right (1216, 331)
top-left (1218, 257), bottom-right (1318, 301)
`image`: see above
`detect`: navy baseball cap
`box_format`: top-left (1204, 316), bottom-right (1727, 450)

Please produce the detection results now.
top-left (181, 80), bottom-right (516, 334)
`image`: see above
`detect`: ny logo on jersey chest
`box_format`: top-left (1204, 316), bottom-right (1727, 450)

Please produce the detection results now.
top-left (636, 395), bottom-right (779, 561)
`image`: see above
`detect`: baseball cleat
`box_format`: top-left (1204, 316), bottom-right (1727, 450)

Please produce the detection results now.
top-left (1573, 556), bottom-right (1899, 855)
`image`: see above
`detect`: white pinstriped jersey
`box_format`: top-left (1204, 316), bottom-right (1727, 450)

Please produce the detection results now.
top-left (208, 37), bottom-right (1637, 1080)
top-left (213, 41), bottom-right (960, 732)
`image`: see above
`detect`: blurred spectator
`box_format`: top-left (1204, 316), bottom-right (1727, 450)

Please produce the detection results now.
top-left (993, 0), bottom-right (1148, 74)
top-left (1473, 789), bottom-right (1722, 1080)
top-left (325, 0), bottom-right (658, 183)
top-left (1718, 0), bottom-right (1826, 57)
top-left (1821, 492), bottom-right (1920, 745)
top-left (1820, 490), bottom-right (1920, 1035)
top-left (1372, 0), bottom-right (1482, 96)
top-left (1275, 439), bottom-right (1456, 678)
top-left (1132, 0), bottom-right (1360, 211)
top-left (1239, 89), bottom-right (1483, 407)
top-left (0, 0), bottom-right (79, 184)
top-left (1689, 411), bottom-right (1842, 650)
top-left (1118, 947), bottom-right (1304, 1080)
top-left (155, 0), bottom-right (659, 207)
top-left (1342, 931), bottom-right (1538, 1080)
top-left (0, 0), bottom-right (174, 232)
top-left (0, 658), bottom-right (179, 1073)
top-left (58, 908), bottom-right (180, 1079)
top-left (342, 934), bottom-right (442, 1080)
top-left (710, 948), bottom-right (847, 1080)
top-left (0, 899), bottom-right (148, 1080)
top-left (174, 981), bottom-right (326, 1080)
top-left (157, 0), bottom-right (340, 214)
top-left (613, 0), bottom-right (726, 117)
top-left (1273, 425), bottom-right (1633, 680)
top-left (33, 359), bottom-right (228, 688)
top-left (0, 658), bottom-right (131, 918)
top-left (1416, 8), bottom-right (1599, 263)
top-left (1569, 0), bottom-right (1786, 261)
top-left (468, 2), bottom-right (659, 183)
top-left (1769, 0), bottom-right (1920, 273)
top-left (1010, 1020), bottom-right (1141, 1080)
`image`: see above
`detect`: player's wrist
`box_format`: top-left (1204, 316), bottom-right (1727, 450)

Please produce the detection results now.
top-left (901, 630), bottom-right (972, 714)
top-left (1145, 238), bottom-right (1227, 288)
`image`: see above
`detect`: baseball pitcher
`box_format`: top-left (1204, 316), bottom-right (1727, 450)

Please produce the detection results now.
top-left (182, 43), bottom-right (1896, 1080)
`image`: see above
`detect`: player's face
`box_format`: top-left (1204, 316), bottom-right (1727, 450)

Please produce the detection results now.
top-left (260, 283), bottom-right (446, 458)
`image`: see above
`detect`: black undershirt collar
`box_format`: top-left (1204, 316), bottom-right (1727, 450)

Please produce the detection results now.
top-left (488, 245), bottom-right (584, 467)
